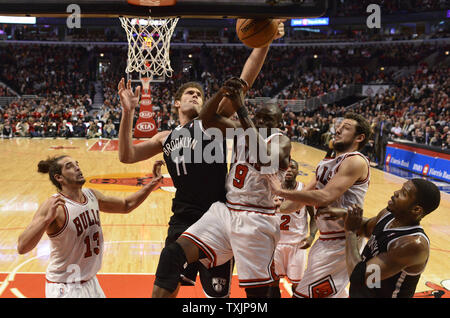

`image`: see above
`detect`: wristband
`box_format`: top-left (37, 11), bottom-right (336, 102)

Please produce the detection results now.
top-left (239, 78), bottom-right (249, 89)
top-left (236, 106), bottom-right (248, 118)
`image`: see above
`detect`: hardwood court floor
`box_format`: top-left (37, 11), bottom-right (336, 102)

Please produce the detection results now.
top-left (0, 138), bottom-right (448, 298)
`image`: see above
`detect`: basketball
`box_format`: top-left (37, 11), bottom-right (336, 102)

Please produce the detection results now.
top-left (236, 18), bottom-right (279, 48)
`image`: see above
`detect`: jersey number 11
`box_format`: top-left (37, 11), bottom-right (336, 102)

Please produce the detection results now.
top-left (174, 156), bottom-right (188, 176)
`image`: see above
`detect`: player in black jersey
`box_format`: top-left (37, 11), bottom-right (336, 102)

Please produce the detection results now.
top-left (117, 20), bottom-right (285, 298)
top-left (317, 178), bottom-right (441, 298)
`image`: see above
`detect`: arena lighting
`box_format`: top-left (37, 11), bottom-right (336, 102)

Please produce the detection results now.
top-left (291, 17), bottom-right (329, 26)
top-left (130, 18), bottom-right (165, 26)
top-left (0, 16), bottom-right (36, 24)
top-left (447, 10), bottom-right (450, 18)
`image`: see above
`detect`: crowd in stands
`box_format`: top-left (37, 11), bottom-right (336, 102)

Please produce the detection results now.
top-left (334, 0), bottom-right (448, 16)
top-left (0, 85), bottom-right (16, 97)
top-left (276, 61), bottom-right (450, 161)
top-left (1, 41), bottom-right (449, 165)
top-left (0, 44), bottom-right (94, 96)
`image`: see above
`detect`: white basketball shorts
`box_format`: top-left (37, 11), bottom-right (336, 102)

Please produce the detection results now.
top-left (181, 201), bottom-right (280, 288)
top-left (45, 276), bottom-right (105, 298)
top-left (293, 238), bottom-right (349, 298)
top-left (274, 243), bottom-right (307, 284)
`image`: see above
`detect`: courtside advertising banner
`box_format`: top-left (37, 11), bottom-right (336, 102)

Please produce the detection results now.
top-left (385, 143), bottom-right (450, 182)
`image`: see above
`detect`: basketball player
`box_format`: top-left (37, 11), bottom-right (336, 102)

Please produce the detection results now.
top-left (266, 112), bottom-right (372, 298)
top-left (117, 20), bottom-right (285, 298)
top-left (152, 80), bottom-right (291, 298)
top-left (317, 178), bottom-right (440, 298)
top-left (17, 156), bottom-right (163, 298)
top-left (271, 159), bottom-right (317, 297)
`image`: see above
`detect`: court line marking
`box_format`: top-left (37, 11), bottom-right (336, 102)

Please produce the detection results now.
top-left (10, 288), bottom-right (26, 298)
top-left (281, 278), bottom-right (292, 297)
top-left (101, 139), bottom-right (111, 152)
top-left (87, 140), bottom-right (99, 152)
top-left (0, 255), bottom-right (40, 297)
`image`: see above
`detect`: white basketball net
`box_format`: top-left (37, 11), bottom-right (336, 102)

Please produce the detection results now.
top-left (119, 17), bottom-right (179, 79)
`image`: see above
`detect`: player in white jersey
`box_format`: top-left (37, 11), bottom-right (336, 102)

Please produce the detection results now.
top-left (17, 155), bottom-right (163, 298)
top-left (267, 112), bottom-right (372, 298)
top-left (152, 82), bottom-right (291, 298)
top-left (271, 159), bottom-right (317, 297)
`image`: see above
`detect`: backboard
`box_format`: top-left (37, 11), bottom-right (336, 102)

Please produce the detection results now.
top-left (0, 0), bottom-right (328, 19)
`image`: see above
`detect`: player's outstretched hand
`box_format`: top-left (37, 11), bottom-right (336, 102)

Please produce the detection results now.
top-left (265, 173), bottom-right (282, 195)
top-left (299, 235), bottom-right (314, 249)
top-left (273, 19), bottom-right (286, 40)
top-left (273, 196), bottom-right (284, 213)
top-left (118, 77), bottom-right (141, 113)
top-left (220, 84), bottom-right (245, 112)
top-left (344, 204), bottom-right (363, 232)
top-left (224, 77), bottom-right (248, 90)
top-left (150, 160), bottom-right (165, 187)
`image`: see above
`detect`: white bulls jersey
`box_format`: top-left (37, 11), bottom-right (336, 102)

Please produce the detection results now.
top-left (278, 182), bottom-right (308, 244)
top-left (46, 188), bottom-right (103, 283)
top-left (315, 151), bottom-right (370, 239)
top-left (226, 131), bottom-right (286, 215)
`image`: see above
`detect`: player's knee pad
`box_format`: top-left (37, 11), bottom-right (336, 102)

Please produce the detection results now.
top-left (200, 259), bottom-right (234, 298)
top-left (154, 242), bottom-right (187, 293)
top-left (245, 286), bottom-right (271, 298)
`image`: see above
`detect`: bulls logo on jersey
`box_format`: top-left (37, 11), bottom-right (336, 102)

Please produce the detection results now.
top-left (309, 276), bottom-right (337, 298)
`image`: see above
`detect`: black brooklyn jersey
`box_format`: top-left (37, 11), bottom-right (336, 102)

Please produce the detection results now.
top-left (162, 119), bottom-right (227, 225)
top-left (351, 211), bottom-right (429, 298)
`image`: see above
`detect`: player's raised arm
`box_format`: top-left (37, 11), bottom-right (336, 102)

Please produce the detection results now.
top-left (239, 19), bottom-right (285, 89)
top-left (216, 20), bottom-right (285, 118)
top-left (90, 161), bottom-right (164, 214)
top-left (198, 78), bottom-right (245, 133)
top-left (117, 78), bottom-right (169, 163)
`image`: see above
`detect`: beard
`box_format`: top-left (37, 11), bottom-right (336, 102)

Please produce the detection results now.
top-left (75, 178), bottom-right (86, 186)
top-left (332, 139), bottom-right (352, 152)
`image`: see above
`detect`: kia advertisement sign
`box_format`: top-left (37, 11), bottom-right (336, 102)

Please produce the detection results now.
top-left (136, 122), bottom-right (155, 132)
top-left (134, 88), bottom-right (157, 138)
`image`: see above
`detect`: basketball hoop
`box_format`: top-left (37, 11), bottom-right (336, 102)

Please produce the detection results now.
top-left (120, 16), bottom-right (177, 138)
top-left (119, 16), bottom-right (179, 80)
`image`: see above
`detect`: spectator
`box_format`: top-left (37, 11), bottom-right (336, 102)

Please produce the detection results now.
top-left (2, 119), bottom-right (13, 138)
top-left (73, 119), bottom-right (86, 137)
top-left (103, 119), bottom-right (117, 139)
top-left (86, 121), bottom-right (101, 139)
